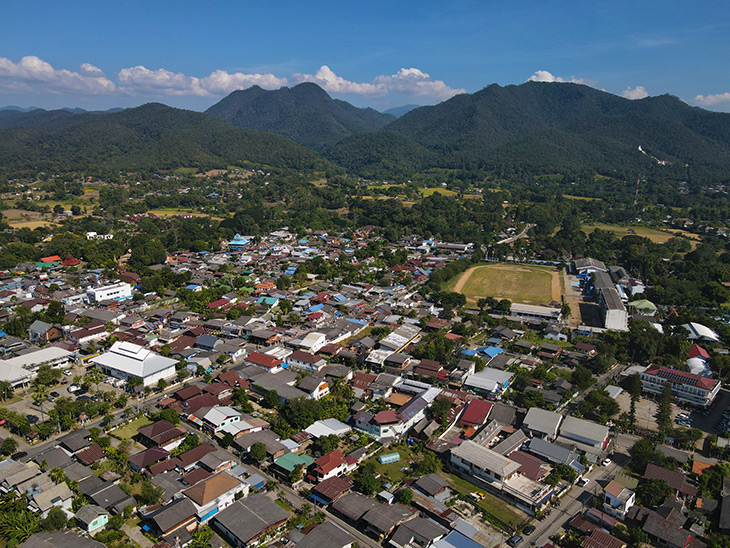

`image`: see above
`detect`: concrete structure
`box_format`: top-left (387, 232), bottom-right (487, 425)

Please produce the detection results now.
top-left (640, 365), bottom-right (721, 408)
top-left (91, 341), bottom-right (177, 387)
top-left (509, 303), bottom-right (562, 323)
top-left (523, 408), bottom-right (563, 441)
top-left (603, 480), bottom-right (635, 518)
top-left (86, 282), bottom-right (132, 303)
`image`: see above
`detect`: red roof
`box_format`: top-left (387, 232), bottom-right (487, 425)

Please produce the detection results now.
top-left (459, 399), bottom-right (493, 427)
top-left (313, 450), bottom-right (346, 476)
top-left (373, 410), bottom-right (400, 425)
top-left (688, 344), bottom-right (710, 360)
top-left (245, 351), bottom-right (283, 369)
top-left (40, 255), bottom-right (62, 263)
top-left (207, 299), bottom-right (229, 309)
top-left (508, 450), bottom-right (549, 480)
top-left (643, 365), bottom-right (718, 391)
top-left (76, 443), bottom-right (105, 466)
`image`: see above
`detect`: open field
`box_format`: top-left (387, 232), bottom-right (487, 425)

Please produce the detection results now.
top-left (563, 194), bottom-right (601, 201)
top-left (147, 208), bottom-right (210, 217)
top-left (582, 222), bottom-right (700, 247)
top-left (445, 263), bottom-right (561, 306)
top-left (419, 187), bottom-right (457, 197)
top-left (110, 416), bottom-right (151, 440)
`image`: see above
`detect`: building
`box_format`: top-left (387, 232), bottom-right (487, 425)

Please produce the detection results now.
top-left (91, 341), bottom-right (177, 387)
top-left (459, 399), bottom-right (493, 428)
top-left (574, 258), bottom-right (607, 275)
top-left (597, 287), bottom-right (628, 332)
top-left (523, 408), bottom-right (563, 441)
top-left (138, 420), bottom-right (187, 451)
top-left (463, 368), bottom-right (514, 399)
top-left (603, 480), bottom-right (635, 518)
top-left (558, 416), bottom-right (611, 453)
top-left (212, 493), bottom-right (290, 547)
top-left (244, 351), bottom-right (285, 373)
top-left (74, 504), bottom-right (109, 534)
top-left (182, 472), bottom-right (248, 523)
top-left (86, 282), bottom-right (132, 303)
top-left (640, 365), bottom-right (721, 408)
top-left (19, 531), bottom-right (106, 548)
top-left (450, 441), bottom-right (520, 490)
top-left (295, 521), bottom-right (355, 548)
top-left (298, 376), bottom-right (329, 400)
top-left (287, 350), bottom-right (327, 372)
top-left (509, 303), bottom-right (562, 323)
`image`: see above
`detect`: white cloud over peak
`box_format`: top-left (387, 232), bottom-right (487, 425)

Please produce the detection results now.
top-left (374, 67), bottom-right (466, 99)
top-left (200, 70), bottom-right (288, 95)
top-left (621, 85), bottom-right (649, 100)
top-left (694, 92), bottom-right (730, 107)
top-left (292, 65), bottom-right (381, 95)
top-left (118, 66), bottom-right (207, 96)
top-left (527, 70), bottom-right (595, 86)
top-left (0, 55), bottom-right (115, 94)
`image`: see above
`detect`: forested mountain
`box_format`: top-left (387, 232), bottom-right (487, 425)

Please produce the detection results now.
top-left (0, 103), bottom-right (327, 172)
top-left (383, 104), bottom-right (420, 118)
top-left (205, 82), bottom-right (395, 150)
top-left (328, 82), bottom-right (730, 178)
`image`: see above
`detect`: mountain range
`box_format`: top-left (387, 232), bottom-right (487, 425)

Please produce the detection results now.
top-left (205, 82), bottom-right (394, 151)
top-left (1, 81), bottom-right (730, 179)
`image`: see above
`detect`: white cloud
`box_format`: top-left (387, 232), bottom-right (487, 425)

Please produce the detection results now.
top-left (374, 67), bottom-right (466, 100)
top-left (200, 70), bottom-right (287, 94)
top-left (117, 65), bottom-right (207, 96)
top-left (0, 55), bottom-right (115, 94)
top-left (292, 65), bottom-right (383, 95)
top-left (621, 85), bottom-right (649, 100)
top-left (291, 65), bottom-right (465, 100)
top-left (694, 92), bottom-right (730, 107)
top-left (527, 70), bottom-right (595, 86)
top-left (0, 55), bottom-right (463, 103)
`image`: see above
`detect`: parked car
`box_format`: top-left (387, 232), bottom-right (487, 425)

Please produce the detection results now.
top-left (524, 525), bottom-right (536, 536)
top-left (508, 535), bottom-right (524, 547)
top-left (50, 391), bottom-right (60, 398)
top-left (68, 385), bottom-right (81, 393)
top-left (470, 492), bottom-right (486, 501)
top-left (579, 477), bottom-right (590, 487)
top-left (601, 458), bottom-right (611, 467)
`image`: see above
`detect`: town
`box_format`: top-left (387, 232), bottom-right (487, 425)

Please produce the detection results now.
top-left (0, 198), bottom-right (729, 548)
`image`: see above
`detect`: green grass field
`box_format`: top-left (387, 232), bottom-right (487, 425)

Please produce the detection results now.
top-left (441, 472), bottom-right (526, 528)
top-left (419, 187), bottom-right (457, 197)
top-left (582, 222), bottom-right (699, 247)
top-left (445, 263), bottom-right (560, 306)
top-left (110, 416), bottom-right (151, 440)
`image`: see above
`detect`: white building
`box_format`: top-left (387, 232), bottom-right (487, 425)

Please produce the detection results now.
top-left (91, 341), bottom-right (177, 387)
top-left (86, 282), bottom-right (132, 303)
top-left (640, 365), bottom-right (721, 408)
top-left (509, 303), bottom-right (562, 323)
top-left (603, 480), bottom-right (635, 518)
top-left (598, 287), bottom-right (628, 331)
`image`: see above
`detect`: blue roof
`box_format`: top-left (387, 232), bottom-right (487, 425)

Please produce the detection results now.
top-left (332, 294), bottom-right (347, 303)
top-left (478, 346), bottom-right (504, 358)
top-left (186, 284), bottom-right (200, 290)
top-left (345, 318), bottom-right (367, 326)
top-left (0, 329), bottom-right (6, 338)
top-left (435, 531), bottom-right (483, 548)
top-left (307, 304), bottom-right (324, 313)
top-left (460, 348), bottom-right (478, 357)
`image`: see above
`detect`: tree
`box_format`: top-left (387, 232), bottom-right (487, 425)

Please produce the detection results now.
top-left (636, 478), bottom-right (672, 508)
top-left (34, 364), bottom-right (61, 387)
top-left (190, 525), bottom-right (215, 548)
top-left (136, 480), bottom-right (163, 506)
top-left (31, 384), bottom-right (48, 422)
top-left (413, 452), bottom-right (441, 475)
top-left (152, 408), bottom-right (180, 425)
top-left (312, 434), bottom-right (339, 457)
top-left (656, 382), bottom-right (673, 434)
top-left (265, 389), bottom-right (280, 408)
top-left (40, 506), bottom-right (67, 531)
top-left (86, 368), bottom-right (103, 393)
top-left (250, 442), bottom-right (267, 463)
top-left (0, 437), bottom-right (18, 456)
top-left (396, 488), bottom-right (413, 505)
top-left (354, 470), bottom-right (379, 495)
top-left (127, 376), bottom-right (143, 390)
top-left (0, 381), bottom-right (13, 402)
top-left (430, 396), bottom-right (452, 424)
top-left (157, 378), bottom-right (168, 392)
top-left (290, 463), bottom-right (305, 484)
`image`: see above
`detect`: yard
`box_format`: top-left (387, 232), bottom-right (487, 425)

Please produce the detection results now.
top-left (445, 263), bottom-right (562, 306)
top-left (110, 416), bottom-right (151, 440)
top-left (441, 471), bottom-right (526, 529)
top-left (363, 444), bottom-right (420, 484)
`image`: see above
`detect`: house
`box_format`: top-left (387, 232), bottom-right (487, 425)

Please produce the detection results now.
top-left (414, 474), bottom-right (451, 500)
top-left (27, 320), bottom-right (63, 344)
top-left (271, 453), bottom-right (315, 483)
top-left (523, 408), bottom-right (563, 441)
top-left (463, 368), bottom-right (514, 399)
top-left (17, 531), bottom-right (106, 548)
top-left (295, 521), bottom-right (355, 548)
top-left (311, 476), bottom-right (354, 506)
top-left (182, 471), bottom-right (248, 523)
top-left (390, 517), bottom-right (448, 548)
top-left (244, 351), bottom-right (285, 373)
top-left (137, 420), bottom-right (187, 451)
top-left (582, 529), bottom-right (627, 548)
top-left (450, 441), bottom-right (520, 490)
top-left (603, 480), bottom-right (635, 518)
top-left (212, 493), bottom-right (290, 547)
top-left (575, 258), bottom-right (607, 275)
top-left (28, 481), bottom-right (74, 517)
top-left (287, 350), bottom-right (327, 372)
top-left (308, 450), bottom-right (350, 483)
top-left (86, 282), bottom-right (132, 303)
top-left (129, 447), bottom-right (170, 472)
top-left (644, 463), bottom-right (698, 499)
top-left (74, 504), bottom-right (109, 534)
top-left (459, 399), bottom-right (493, 428)
top-left (298, 376), bottom-right (329, 400)
top-left (147, 497), bottom-right (197, 539)
top-left (91, 341), bottom-right (177, 387)
top-left (558, 416), bottom-right (611, 453)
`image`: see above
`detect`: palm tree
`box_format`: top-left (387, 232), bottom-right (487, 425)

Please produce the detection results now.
top-left (86, 368), bottom-right (103, 393)
top-left (0, 381), bottom-right (13, 402)
top-left (31, 385), bottom-right (48, 422)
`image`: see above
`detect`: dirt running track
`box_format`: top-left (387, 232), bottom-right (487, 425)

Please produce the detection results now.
top-left (452, 264), bottom-right (562, 304)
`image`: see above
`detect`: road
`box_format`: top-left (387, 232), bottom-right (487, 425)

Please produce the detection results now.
top-left (496, 224), bottom-right (535, 245)
top-left (530, 457), bottom-right (625, 548)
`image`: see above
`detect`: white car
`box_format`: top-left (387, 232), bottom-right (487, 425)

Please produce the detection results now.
top-left (601, 458), bottom-right (611, 467)
top-left (579, 477), bottom-right (590, 487)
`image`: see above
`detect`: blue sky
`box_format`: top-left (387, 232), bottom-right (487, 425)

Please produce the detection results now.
top-left (1, 1), bottom-right (729, 111)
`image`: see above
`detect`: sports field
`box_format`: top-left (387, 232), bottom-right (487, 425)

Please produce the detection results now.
top-left (582, 222), bottom-right (699, 247)
top-left (446, 263), bottom-right (561, 306)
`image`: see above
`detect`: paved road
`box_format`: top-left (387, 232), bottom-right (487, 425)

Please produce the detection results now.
top-left (530, 458), bottom-right (624, 548)
top-left (496, 224), bottom-right (535, 245)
